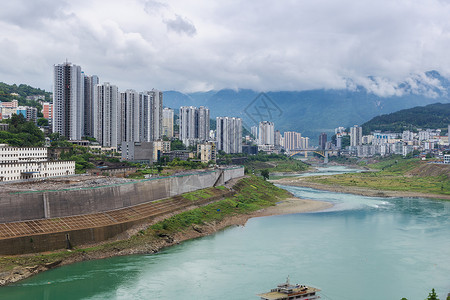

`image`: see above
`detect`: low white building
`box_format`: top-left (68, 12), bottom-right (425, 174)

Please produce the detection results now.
top-left (0, 144), bottom-right (75, 182)
top-left (444, 154), bottom-right (450, 164)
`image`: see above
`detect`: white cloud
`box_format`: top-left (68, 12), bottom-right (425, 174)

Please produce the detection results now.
top-left (1, 0), bottom-right (450, 94)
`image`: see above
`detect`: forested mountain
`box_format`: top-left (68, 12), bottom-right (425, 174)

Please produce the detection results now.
top-left (362, 103), bottom-right (450, 134)
top-left (164, 71), bottom-right (450, 140)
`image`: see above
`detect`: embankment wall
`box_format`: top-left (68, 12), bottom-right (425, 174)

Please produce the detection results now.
top-left (0, 190), bottom-right (235, 255)
top-left (0, 167), bottom-right (244, 223)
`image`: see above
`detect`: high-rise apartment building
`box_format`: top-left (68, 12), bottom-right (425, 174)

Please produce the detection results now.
top-left (94, 83), bottom-right (120, 148)
top-left (179, 106), bottom-right (210, 146)
top-left (274, 130), bottom-right (282, 147)
top-left (53, 62), bottom-right (84, 140)
top-left (140, 89), bottom-right (163, 142)
top-left (84, 75), bottom-right (99, 137)
top-left (163, 108), bottom-right (174, 138)
top-left (198, 106), bottom-right (210, 141)
top-left (350, 125), bottom-right (363, 146)
top-left (180, 106), bottom-right (197, 145)
top-left (284, 131), bottom-right (302, 150)
top-left (42, 102), bottom-right (53, 120)
top-left (216, 117), bottom-right (242, 154)
top-left (258, 121), bottom-right (274, 145)
top-left (300, 137), bottom-right (309, 149)
top-left (251, 126), bottom-right (258, 142)
top-left (319, 132), bottom-right (327, 150)
top-left (120, 90), bottom-right (140, 143)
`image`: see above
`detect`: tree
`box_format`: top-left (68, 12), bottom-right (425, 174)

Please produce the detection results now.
top-left (0, 114), bottom-right (44, 146)
top-left (37, 118), bottom-right (48, 127)
top-left (260, 169), bottom-right (269, 180)
top-left (170, 139), bottom-right (186, 150)
top-left (426, 288), bottom-right (440, 300)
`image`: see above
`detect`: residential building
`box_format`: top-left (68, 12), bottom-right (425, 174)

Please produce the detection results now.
top-left (274, 130), bottom-right (282, 147)
top-left (216, 117), bottom-right (242, 154)
top-left (258, 121), bottom-right (274, 145)
top-left (83, 75), bottom-right (99, 137)
top-left (0, 145), bottom-right (75, 182)
top-left (140, 89), bottom-right (163, 142)
top-left (350, 125), bottom-right (363, 147)
top-left (26, 95), bottom-right (45, 101)
top-left (180, 106), bottom-right (197, 145)
top-left (163, 150), bottom-right (195, 162)
top-left (284, 131), bottom-right (302, 150)
top-left (94, 83), bottom-right (120, 148)
top-left (153, 140), bottom-right (171, 162)
top-left (162, 107), bottom-right (174, 138)
top-left (42, 102), bottom-right (53, 120)
top-left (17, 106), bottom-right (37, 123)
top-left (0, 107), bottom-right (17, 120)
top-left (336, 134), bottom-right (342, 149)
top-left (402, 130), bottom-right (414, 141)
top-left (120, 90), bottom-right (140, 143)
top-left (319, 132), bottom-right (327, 150)
top-left (251, 126), bottom-right (258, 140)
top-left (198, 106), bottom-right (210, 141)
top-left (300, 137), bottom-right (309, 149)
top-left (444, 154), bottom-right (450, 164)
top-left (179, 106), bottom-right (210, 146)
top-left (0, 100), bottom-right (18, 108)
top-left (362, 135), bottom-right (374, 145)
top-left (121, 141), bottom-right (153, 164)
top-left (53, 62), bottom-right (84, 140)
top-left (197, 141), bottom-right (217, 163)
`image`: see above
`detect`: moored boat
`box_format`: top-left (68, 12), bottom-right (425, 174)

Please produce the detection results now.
top-left (258, 277), bottom-right (320, 300)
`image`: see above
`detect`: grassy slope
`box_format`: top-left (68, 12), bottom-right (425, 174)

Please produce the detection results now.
top-left (305, 159), bottom-right (450, 196)
top-left (0, 176), bottom-right (289, 273)
top-left (150, 176), bottom-right (289, 234)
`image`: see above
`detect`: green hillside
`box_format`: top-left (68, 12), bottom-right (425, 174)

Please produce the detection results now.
top-left (0, 82), bottom-right (51, 105)
top-left (362, 103), bottom-right (450, 134)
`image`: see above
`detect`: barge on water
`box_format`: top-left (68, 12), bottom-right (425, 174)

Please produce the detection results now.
top-left (258, 277), bottom-right (320, 300)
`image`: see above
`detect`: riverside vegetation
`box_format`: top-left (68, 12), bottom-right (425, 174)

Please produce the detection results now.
top-left (305, 157), bottom-right (450, 197)
top-left (0, 176), bottom-right (290, 284)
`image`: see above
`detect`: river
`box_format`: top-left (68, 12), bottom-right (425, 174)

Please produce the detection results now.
top-left (1, 166), bottom-right (449, 300)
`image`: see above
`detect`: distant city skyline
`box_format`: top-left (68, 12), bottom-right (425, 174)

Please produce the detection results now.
top-left (2, 1), bottom-right (450, 94)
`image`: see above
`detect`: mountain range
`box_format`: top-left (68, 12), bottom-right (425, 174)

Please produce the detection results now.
top-left (362, 103), bottom-right (450, 134)
top-left (163, 71), bottom-right (450, 141)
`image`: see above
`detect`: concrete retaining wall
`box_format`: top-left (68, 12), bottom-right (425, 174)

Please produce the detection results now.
top-left (0, 190), bottom-right (235, 255)
top-left (0, 167), bottom-right (244, 223)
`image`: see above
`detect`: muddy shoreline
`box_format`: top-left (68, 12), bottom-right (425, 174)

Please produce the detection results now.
top-left (0, 196), bottom-right (331, 286)
top-left (273, 177), bottom-right (450, 200)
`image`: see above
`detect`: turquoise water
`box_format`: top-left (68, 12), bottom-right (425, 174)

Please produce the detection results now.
top-left (1, 167), bottom-right (449, 300)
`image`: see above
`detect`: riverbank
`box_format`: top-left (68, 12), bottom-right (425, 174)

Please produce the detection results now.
top-left (273, 177), bottom-right (450, 200)
top-left (0, 177), bottom-right (331, 286)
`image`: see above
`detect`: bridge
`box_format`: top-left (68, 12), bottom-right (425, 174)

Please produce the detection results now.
top-left (287, 148), bottom-right (329, 163)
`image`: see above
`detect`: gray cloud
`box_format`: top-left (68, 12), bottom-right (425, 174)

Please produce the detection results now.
top-left (1, 0), bottom-right (450, 94)
top-left (164, 15), bottom-right (197, 36)
top-left (144, 0), bottom-right (168, 15)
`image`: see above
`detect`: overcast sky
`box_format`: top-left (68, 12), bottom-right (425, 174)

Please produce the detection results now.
top-left (2, 0), bottom-right (450, 94)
